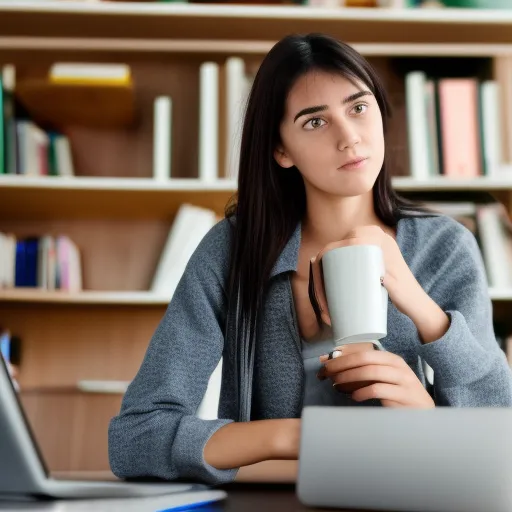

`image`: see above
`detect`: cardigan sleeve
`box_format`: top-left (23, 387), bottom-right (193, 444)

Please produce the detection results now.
top-left (108, 220), bottom-right (239, 485)
top-left (416, 223), bottom-right (512, 406)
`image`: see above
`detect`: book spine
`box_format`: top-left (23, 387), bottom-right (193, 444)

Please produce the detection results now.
top-left (199, 62), bottom-right (219, 182)
top-left (152, 96), bottom-right (172, 181)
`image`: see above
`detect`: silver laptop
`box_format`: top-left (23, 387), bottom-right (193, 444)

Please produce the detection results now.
top-left (297, 405), bottom-right (512, 512)
top-left (0, 354), bottom-right (226, 506)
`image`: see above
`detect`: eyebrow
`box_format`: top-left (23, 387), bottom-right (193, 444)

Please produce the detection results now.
top-left (293, 90), bottom-right (373, 123)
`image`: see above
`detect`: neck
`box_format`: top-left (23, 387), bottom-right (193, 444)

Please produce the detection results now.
top-left (301, 187), bottom-right (385, 248)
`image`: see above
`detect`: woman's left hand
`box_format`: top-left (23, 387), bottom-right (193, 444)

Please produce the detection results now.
top-left (339, 225), bottom-right (426, 321)
top-left (339, 225), bottom-right (450, 343)
top-left (317, 348), bottom-right (435, 408)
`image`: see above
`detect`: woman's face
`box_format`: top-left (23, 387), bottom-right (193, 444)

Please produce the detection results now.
top-left (275, 70), bottom-right (385, 198)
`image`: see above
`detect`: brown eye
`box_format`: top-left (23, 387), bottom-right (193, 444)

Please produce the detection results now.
top-left (352, 103), bottom-right (368, 115)
top-left (304, 118), bottom-right (326, 130)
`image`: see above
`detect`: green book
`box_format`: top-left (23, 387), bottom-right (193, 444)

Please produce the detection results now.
top-left (48, 133), bottom-right (59, 176)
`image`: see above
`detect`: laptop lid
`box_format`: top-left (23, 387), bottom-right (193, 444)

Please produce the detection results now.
top-left (297, 406), bottom-right (512, 512)
top-left (0, 353), bottom-right (50, 496)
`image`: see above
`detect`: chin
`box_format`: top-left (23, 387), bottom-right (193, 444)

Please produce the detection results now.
top-left (331, 177), bottom-right (378, 197)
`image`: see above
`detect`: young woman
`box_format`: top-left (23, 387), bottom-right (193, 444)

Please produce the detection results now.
top-left (108, 33), bottom-right (512, 485)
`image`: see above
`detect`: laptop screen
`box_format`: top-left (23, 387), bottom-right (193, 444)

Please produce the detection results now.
top-left (0, 352), bottom-right (50, 486)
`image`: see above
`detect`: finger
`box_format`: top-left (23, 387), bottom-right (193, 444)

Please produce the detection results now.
top-left (332, 365), bottom-right (405, 388)
top-left (321, 350), bottom-right (407, 377)
top-left (351, 383), bottom-right (409, 405)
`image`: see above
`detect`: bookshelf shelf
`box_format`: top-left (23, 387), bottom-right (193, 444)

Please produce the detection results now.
top-left (2, 2), bottom-right (512, 45)
top-left (15, 79), bottom-right (136, 130)
top-left (1, 175), bottom-right (511, 219)
top-left (0, 289), bottom-right (169, 305)
top-left (0, 177), bottom-right (237, 219)
top-left (392, 176), bottom-right (512, 191)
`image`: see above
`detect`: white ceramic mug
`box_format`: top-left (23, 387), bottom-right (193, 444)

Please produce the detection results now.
top-left (310, 244), bottom-right (388, 345)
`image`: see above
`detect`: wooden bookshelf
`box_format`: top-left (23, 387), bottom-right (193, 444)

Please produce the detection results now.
top-left (1, 1), bottom-right (512, 474)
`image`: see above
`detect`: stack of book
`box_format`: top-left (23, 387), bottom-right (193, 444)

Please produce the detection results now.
top-left (0, 234), bottom-right (82, 292)
top-left (0, 65), bottom-right (75, 177)
top-left (425, 201), bottom-right (512, 289)
top-left (152, 57), bottom-right (254, 183)
top-left (405, 72), bottom-right (510, 180)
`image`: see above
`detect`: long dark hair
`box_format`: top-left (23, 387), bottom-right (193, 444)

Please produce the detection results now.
top-left (224, 33), bottom-right (431, 421)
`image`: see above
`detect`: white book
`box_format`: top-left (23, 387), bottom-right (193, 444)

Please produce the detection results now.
top-left (198, 62), bottom-right (219, 183)
top-left (77, 380), bottom-right (130, 394)
top-left (424, 202), bottom-right (477, 218)
top-left (476, 204), bottom-right (512, 288)
top-left (55, 136), bottom-right (75, 177)
top-left (225, 57), bottom-right (246, 182)
top-left (152, 96), bottom-right (172, 181)
top-left (480, 81), bottom-right (502, 178)
top-left (50, 63), bottom-right (130, 83)
top-left (405, 71), bottom-right (431, 180)
top-left (151, 204), bottom-right (217, 298)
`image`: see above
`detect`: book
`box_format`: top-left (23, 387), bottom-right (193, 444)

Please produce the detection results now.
top-left (476, 203), bottom-right (512, 288)
top-left (479, 81), bottom-right (503, 177)
top-left (152, 96), bottom-right (172, 181)
top-left (438, 78), bottom-right (481, 178)
top-left (405, 71), bottom-right (431, 180)
top-left (151, 203), bottom-right (217, 298)
top-left (224, 57), bottom-right (247, 182)
top-left (49, 63), bottom-right (131, 86)
top-left (198, 62), bottom-right (219, 182)
top-left (77, 380), bottom-right (130, 394)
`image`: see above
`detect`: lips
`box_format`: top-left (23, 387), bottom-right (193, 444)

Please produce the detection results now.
top-left (338, 157), bottom-right (368, 169)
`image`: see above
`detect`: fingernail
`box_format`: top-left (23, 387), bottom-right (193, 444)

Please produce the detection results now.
top-left (319, 354), bottom-right (328, 362)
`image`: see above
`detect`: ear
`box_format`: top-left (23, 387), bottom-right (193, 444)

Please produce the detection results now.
top-left (273, 145), bottom-right (294, 169)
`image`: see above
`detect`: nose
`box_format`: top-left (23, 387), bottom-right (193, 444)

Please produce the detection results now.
top-left (336, 121), bottom-right (360, 151)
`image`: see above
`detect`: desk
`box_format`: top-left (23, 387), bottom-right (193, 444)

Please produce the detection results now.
top-left (0, 484), bottom-right (360, 511)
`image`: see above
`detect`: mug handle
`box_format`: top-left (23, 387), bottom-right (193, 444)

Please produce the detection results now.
top-left (308, 240), bottom-right (346, 327)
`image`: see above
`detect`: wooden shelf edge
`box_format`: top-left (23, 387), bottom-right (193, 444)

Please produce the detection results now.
top-left (2, 2), bottom-right (512, 25)
top-left (0, 288), bottom-right (510, 304)
top-left (0, 175), bottom-right (238, 192)
top-left (0, 289), bottom-right (170, 305)
top-left (1, 175), bottom-right (512, 192)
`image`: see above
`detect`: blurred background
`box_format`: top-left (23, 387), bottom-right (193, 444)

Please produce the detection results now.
top-left (1, 0), bottom-right (512, 479)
